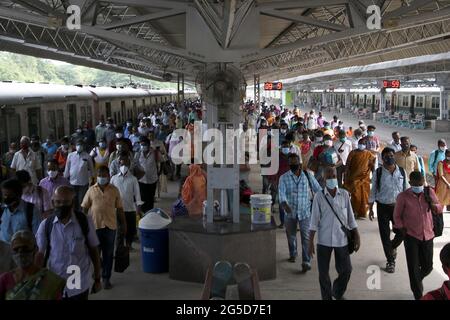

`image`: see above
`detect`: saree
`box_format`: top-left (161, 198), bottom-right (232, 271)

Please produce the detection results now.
top-left (5, 268), bottom-right (65, 300)
top-left (344, 150), bottom-right (374, 218)
top-left (181, 165), bottom-right (207, 218)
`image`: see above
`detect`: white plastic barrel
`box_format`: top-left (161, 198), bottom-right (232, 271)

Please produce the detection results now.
top-left (250, 194), bottom-right (272, 224)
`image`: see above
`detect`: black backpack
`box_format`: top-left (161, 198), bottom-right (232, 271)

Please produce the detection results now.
top-left (376, 166), bottom-right (406, 192)
top-left (0, 202), bottom-right (35, 231)
top-left (43, 211), bottom-right (90, 265)
top-left (424, 186), bottom-right (444, 237)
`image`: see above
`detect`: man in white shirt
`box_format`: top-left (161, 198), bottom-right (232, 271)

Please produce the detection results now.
top-left (333, 130), bottom-right (353, 187)
top-left (135, 137), bottom-right (159, 213)
top-left (307, 111), bottom-right (317, 131)
top-left (309, 167), bottom-right (361, 300)
top-left (390, 131), bottom-right (402, 153)
top-left (10, 136), bottom-right (40, 185)
top-left (111, 155), bottom-right (143, 248)
top-left (64, 140), bottom-right (94, 212)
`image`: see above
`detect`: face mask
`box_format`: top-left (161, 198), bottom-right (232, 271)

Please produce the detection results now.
top-left (48, 170), bottom-right (58, 179)
top-left (116, 133), bottom-right (123, 139)
top-left (326, 178), bottom-right (338, 190)
top-left (325, 126), bottom-right (330, 130)
top-left (12, 251), bottom-right (34, 269)
top-left (281, 129), bottom-right (287, 134)
top-left (440, 146), bottom-right (447, 152)
top-left (340, 138), bottom-right (346, 143)
top-left (3, 196), bottom-right (18, 206)
top-left (358, 144), bottom-right (366, 151)
top-left (99, 122), bottom-right (104, 126)
top-left (120, 165), bottom-right (129, 175)
top-left (76, 129), bottom-right (82, 134)
top-left (367, 131), bottom-right (374, 137)
top-left (106, 124), bottom-right (112, 128)
top-left (75, 145), bottom-right (83, 153)
top-left (127, 123), bottom-right (132, 127)
top-left (324, 140), bottom-right (333, 147)
top-left (316, 137), bottom-right (323, 143)
top-left (141, 145), bottom-right (149, 152)
top-left (384, 157), bottom-right (395, 166)
top-left (116, 144), bottom-right (123, 151)
top-left (411, 186), bottom-right (424, 194)
top-left (401, 145), bottom-right (410, 152)
top-left (290, 164), bottom-right (300, 173)
top-left (99, 142), bottom-right (106, 149)
top-left (54, 205), bottom-right (72, 219)
top-left (62, 144), bottom-right (69, 151)
top-left (97, 177), bottom-right (109, 185)
top-left (281, 147), bottom-right (290, 155)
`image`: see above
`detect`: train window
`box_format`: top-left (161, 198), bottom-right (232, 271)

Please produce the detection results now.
top-left (56, 110), bottom-right (64, 139)
top-left (133, 100), bottom-right (137, 119)
top-left (431, 97), bottom-right (440, 109)
top-left (114, 112), bottom-right (118, 125)
top-left (142, 99), bottom-right (145, 108)
top-left (105, 102), bottom-right (112, 118)
top-left (47, 110), bottom-right (56, 138)
top-left (416, 97), bottom-right (424, 108)
top-left (402, 96), bottom-right (409, 107)
top-left (67, 104), bottom-right (77, 133)
top-left (27, 107), bottom-right (41, 138)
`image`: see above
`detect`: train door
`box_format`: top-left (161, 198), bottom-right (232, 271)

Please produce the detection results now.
top-left (372, 94), bottom-right (376, 113)
top-left (56, 110), bottom-right (65, 139)
top-left (121, 101), bottom-right (126, 124)
top-left (133, 100), bottom-right (137, 119)
top-left (47, 110), bottom-right (56, 138)
top-left (105, 102), bottom-right (112, 119)
top-left (67, 104), bottom-right (77, 134)
top-left (27, 107), bottom-right (41, 137)
top-left (410, 95), bottom-right (415, 116)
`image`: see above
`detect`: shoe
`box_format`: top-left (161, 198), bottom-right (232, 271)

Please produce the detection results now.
top-left (288, 256), bottom-right (296, 263)
top-left (385, 262), bottom-right (395, 273)
top-left (103, 279), bottom-right (113, 290)
top-left (301, 264), bottom-right (311, 273)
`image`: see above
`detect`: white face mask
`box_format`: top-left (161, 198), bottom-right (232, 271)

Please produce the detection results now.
top-left (324, 140), bottom-right (333, 147)
top-left (75, 145), bottom-right (83, 153)
top-left (120, 165), bottom-right (129, 175)
top-left (116, 133), bottom-right (123, 139)
top-left (358, 144), bottom-right (366, 151)
top-left (116, 144), bottom-right (123, 151)
top-left (48, 170), bottom-right (58, 179)
top-left (440, 146), bottom-right (447, 152)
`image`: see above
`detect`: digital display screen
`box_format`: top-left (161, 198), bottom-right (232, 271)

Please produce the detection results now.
top-left (264, 82), bottom-right (283, 90)
top-left (383, 80), bottom-right (401, 89)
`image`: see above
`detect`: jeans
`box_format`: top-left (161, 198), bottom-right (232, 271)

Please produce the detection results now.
top-left (139, 182), bottom-right (157, 213)
top-left (72, 184), bottom-right (88, 213)
top-left (317, 244), bottom-right (352, 300)
top-left (285, 216), bottom-right (311, 266)
top-left (96, 227), bottom-right (116, 281)
top-left (403, 234), bottom-right (434, 300)
top-left (124, 212), bottom-right (137, 245)
top-left (376, 203), bottom-right (404, 263)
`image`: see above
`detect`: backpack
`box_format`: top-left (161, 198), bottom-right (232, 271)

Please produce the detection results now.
top-left (424, 186), bottom-right (444, 237)
top-left (43, 211), bottom-right (90, 265)
top-left (0, 202), bottom-right (34, 231)
top-left (376, 166), bottom-right (406, 192)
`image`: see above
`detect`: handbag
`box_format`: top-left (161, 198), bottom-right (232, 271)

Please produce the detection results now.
top-left (114, 233), bottom-right (130, 273)
top-left (321, 190), bottom-right (356, 254)
top-left (424, 186), bottom-right (444, 237)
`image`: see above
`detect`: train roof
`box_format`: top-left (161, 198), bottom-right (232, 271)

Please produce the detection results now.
top-left (311, 87), bottom-right (441, 94)
top-left (0, 82), bottom-right (194, 105)
top-left (0, 82), bottom-right (93, 105)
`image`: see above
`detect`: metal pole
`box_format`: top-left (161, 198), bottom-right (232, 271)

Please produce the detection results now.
top-left (254, 74), bottom-right (260, 107)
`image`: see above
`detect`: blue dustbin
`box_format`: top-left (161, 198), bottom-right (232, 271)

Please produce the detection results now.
top-left (139, 208), bottom-right (172, 273)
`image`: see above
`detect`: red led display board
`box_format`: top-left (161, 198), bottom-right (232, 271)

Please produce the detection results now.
top-left (382, 80), bottom-right (401, 89)
top-left (264, 82), bottom-right (283, 90)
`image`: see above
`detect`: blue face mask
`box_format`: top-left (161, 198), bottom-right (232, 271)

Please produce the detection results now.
top-left (326, 179), bottom-right (338, 190)
top-left (281, 147), bottom-right (290, 155)
top-left (367, 131), bottom-right (374, 137)
top-left (97, 177), bottom-right (109, 186)
top-left (411, 186), bottom-right (424, 194)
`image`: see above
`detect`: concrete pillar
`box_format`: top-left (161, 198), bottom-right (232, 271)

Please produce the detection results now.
top-left (380, 89), bottom-right (386, 113)
top-left (440, 86), bottom-right (449, 120)
top-left (345, 88), bottom-right (351, 109)
top-left (307, 91), bottom-right (312, 105)
top-left (322, 91), bottom-right (327, 106)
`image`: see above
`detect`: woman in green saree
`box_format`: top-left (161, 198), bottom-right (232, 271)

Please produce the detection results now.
top-left (0, 230), bottom-right (66, 300)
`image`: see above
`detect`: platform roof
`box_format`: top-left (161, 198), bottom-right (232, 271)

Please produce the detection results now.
top-left (0, 1), bottom-right (449, 84)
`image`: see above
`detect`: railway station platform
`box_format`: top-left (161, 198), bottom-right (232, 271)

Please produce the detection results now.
top-left (92, 143), bottom-right (450, 300)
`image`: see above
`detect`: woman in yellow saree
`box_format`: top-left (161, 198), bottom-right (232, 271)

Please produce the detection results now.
top-left (0, 230), bottom-right (65, 300)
